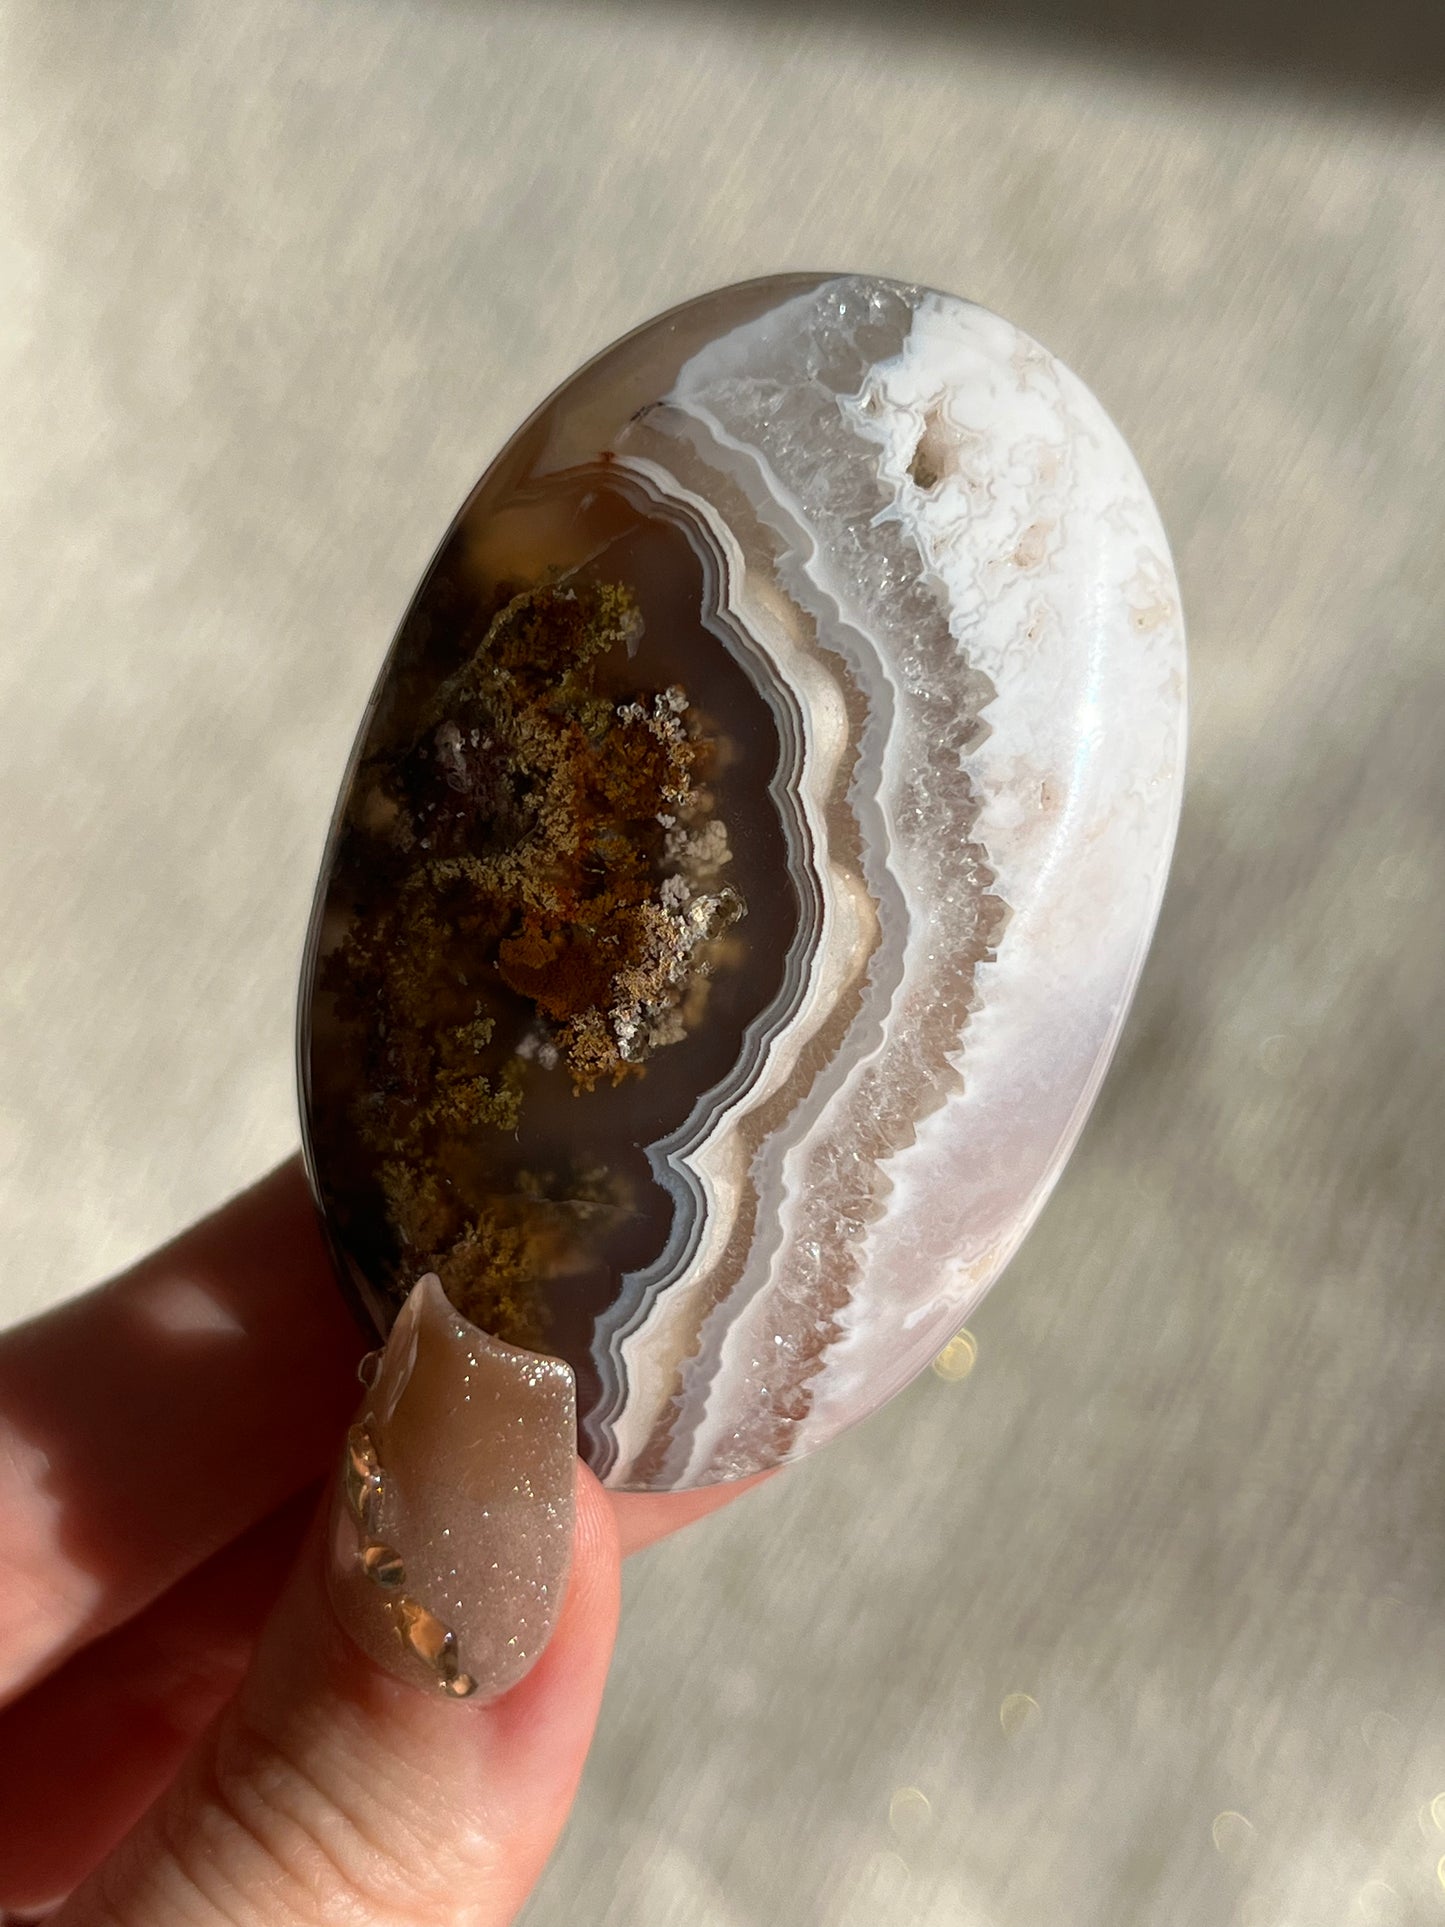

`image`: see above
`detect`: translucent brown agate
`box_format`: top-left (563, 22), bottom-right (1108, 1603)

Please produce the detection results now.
top-left (300, 275), bottom-right (1186, 1489)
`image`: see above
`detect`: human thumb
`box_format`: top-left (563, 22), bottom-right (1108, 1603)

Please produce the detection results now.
top-left (52, 1274), bottom-right (621, 1927)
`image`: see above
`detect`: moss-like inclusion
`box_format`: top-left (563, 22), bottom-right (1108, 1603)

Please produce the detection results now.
top-left (321, 579), bottom-right (740, 1347)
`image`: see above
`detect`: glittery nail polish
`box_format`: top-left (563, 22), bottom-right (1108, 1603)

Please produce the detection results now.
top-left (328, 1275), bottom-right (576, 1701)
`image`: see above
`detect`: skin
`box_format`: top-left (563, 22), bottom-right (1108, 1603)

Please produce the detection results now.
top-left (0, 1162), bottom-right (766, 1924)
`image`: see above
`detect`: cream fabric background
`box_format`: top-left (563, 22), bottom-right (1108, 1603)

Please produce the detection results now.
top-left (3, 2), bottom-right (1444, 1921)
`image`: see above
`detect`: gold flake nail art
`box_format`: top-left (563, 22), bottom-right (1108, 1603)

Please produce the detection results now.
top-left (342, 1419), bottom-right (477, 1697)
top-left (328, 1275), bottom-right (575, 1703)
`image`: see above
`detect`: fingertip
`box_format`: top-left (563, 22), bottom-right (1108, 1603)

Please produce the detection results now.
top-left (610, 1468), bottom-right (776, 1557)
top-left (484, 1461), bottom-right (620, 1755)
top-left (61, 1454), bottom-right (627, 1927)
top-left (573, 1463), bottom-right (623, 1611)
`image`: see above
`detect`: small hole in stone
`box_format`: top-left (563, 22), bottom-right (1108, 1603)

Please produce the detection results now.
top-left (908, 408), bottom-right (950, 491)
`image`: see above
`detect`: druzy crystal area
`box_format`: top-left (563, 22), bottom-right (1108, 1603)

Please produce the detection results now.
top-left (299, 274), bottom-right (1186, 1490)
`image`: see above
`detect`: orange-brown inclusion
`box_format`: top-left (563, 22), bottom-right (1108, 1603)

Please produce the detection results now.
top-left (306, 471), bottom-right (797, 1414)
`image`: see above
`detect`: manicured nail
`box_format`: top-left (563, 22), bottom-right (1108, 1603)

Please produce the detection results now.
top-left (327, 1274), bottom-right (576, 1702)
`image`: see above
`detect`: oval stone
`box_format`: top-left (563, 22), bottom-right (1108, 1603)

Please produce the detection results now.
top-left (298, 274), bottom-right (1186, 1490)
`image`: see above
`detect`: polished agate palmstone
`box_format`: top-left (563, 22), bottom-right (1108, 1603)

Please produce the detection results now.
top-left (299, 274), bottom-right (1186, 1491)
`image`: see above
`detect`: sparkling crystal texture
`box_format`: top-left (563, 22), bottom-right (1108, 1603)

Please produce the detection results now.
top-left (299, 274), bottom-right (1186, 1490)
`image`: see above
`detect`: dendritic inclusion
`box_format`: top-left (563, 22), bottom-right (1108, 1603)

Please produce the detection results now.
top-left (300, 274), bottom-right (1186, 1490)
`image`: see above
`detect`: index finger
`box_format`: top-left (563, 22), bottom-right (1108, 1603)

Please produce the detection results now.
top-left (0, 1163), bottom-right (771, 1712)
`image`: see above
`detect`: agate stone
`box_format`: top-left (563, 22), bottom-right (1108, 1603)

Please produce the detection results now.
top-left (299, 274), bottom-right (1186, 1490)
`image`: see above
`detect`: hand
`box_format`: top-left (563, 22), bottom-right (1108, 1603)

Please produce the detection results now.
top-left (0, 1162), bottom-right (762, 1925)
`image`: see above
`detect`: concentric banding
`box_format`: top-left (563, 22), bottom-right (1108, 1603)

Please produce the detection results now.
top-left (299, 274), bottom-right (1186, 1490)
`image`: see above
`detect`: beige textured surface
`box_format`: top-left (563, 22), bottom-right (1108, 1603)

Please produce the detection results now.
top-left (3, 2), bottom-right (1444, 1921)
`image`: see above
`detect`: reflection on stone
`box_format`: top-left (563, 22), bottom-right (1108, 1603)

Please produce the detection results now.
top-left (300, 274), bottom-right (1186, 1491)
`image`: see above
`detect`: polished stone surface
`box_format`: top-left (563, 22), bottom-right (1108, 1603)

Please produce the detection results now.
top-left (300, 276), bottom-right (1184, 1488)
top-left (3, 3), bottom-right (1443, 1921)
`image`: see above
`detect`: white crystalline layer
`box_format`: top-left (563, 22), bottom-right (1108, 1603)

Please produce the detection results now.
top-left (797, 296), bottom-right (1184, 1459)
top-left (601, 279), bottom-right (1185, 1485)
